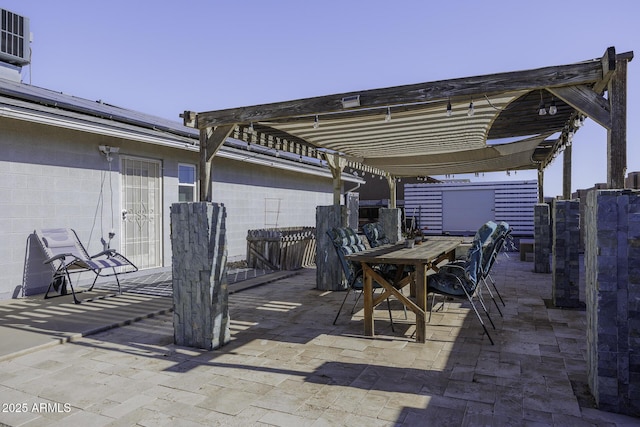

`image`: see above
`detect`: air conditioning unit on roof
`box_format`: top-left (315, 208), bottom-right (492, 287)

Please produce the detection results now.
top-left (0, 8), bottom-right (30, 66)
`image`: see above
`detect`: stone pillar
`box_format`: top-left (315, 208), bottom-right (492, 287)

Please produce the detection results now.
top-left (552, 199), bottom-right (580, 307)
top-left (585, 189), bottom-right (640, 416)
top-left (379, 208), bottom-right (402, 243)
top-left (346, 192), bottom-right (359, 231)
top-left (534, 203), bottom-right (551, 273)
top-left (316, 205), bottom-right (347, 290)
top-left (170, 202), bottom-right (230, 350)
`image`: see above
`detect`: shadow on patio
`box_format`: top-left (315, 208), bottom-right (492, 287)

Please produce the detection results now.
top-left (0, 255), bottom-right (638, 426)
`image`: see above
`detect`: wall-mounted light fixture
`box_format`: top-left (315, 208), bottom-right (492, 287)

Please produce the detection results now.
top-left (446, 98), bottom-right (452, 117)
top-left (98, 145), bottom-right (120, 162)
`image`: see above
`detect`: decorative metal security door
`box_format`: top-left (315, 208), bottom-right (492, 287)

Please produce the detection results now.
top-left (121, 157), bottom-right (162, 269)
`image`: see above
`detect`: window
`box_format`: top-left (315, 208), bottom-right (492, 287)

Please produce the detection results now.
top-left (178, 164), bottom-right (197, 202)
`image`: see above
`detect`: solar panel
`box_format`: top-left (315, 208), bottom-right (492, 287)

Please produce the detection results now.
top-left (0, 77), bottom-right (197, 139)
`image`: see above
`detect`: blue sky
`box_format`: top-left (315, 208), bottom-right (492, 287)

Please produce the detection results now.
top-left (3, 0), bottom-right (638, 197)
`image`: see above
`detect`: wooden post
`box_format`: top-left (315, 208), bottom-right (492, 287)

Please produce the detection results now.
top-left (386, 175), bottom-right (397, 208)
top-left (199, 128), bottom-right (211, 201)
top-left (326, 153), bottom-right (346, 205)
top-left (199, 125), bottom-right (235, 202)
top-left (537, 167), bottom-right (545, 203)
top-left (563, 144), bottom-right (572, 199)
top-left (607, 59), bottom-right (628, 189)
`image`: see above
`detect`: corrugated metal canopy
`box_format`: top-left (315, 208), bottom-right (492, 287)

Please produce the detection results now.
top-left (192, 48), bottom-right (630, 179)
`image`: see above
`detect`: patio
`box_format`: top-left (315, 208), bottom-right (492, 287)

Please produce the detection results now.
top-left (1, 255), bottom-right (638, 425)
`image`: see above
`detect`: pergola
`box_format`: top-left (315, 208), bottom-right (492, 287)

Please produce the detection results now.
top-left (184, 47), bottom-right (632, 204)
top-left (178, 48), bottom-right (640, 414)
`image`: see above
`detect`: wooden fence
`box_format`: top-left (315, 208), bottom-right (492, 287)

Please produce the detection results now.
top-left (246, 227), bottom-right (316, 270)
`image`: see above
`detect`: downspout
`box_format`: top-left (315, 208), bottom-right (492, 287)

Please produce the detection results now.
top-left (344, 181), bottom-right (361, 193)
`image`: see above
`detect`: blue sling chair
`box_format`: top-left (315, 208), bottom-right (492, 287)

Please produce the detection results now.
top-left (327, 227), bottom-right (397, 331)
top-left (427, 227), bottom-right (496, 345)
top-left (447, 221), bottom-right (504, 317)
top-left (480, 221), bottom-right (512, 307)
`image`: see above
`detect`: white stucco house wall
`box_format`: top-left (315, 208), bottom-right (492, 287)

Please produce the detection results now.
top-left (0, 72), bottom-right (361, 300)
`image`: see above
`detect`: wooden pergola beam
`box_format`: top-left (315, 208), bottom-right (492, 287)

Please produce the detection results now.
top-left (593, 46), bottom-right (618, 95)
top-left (547, 85), bottom-right (611, 130)
top-left (196, 60), bottom-right (610, 128)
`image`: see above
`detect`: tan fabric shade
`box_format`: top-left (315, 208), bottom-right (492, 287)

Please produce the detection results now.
top-left (362, 134), bottom-right (551, 176)
top-left (262, 92), bottom-right (525, 158)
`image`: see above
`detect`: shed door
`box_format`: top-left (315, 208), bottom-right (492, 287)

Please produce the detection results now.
top-left (121, 157), bottom-right (162, 269)
top-left (442, 189), bottom-right (494, 235)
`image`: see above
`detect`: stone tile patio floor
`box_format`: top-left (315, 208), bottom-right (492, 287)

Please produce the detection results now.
top-left (0, 257), bottom-right (639, 426)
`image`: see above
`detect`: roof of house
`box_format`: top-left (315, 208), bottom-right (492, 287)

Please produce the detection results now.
top-left (0, 77), bottom-right (198, 143)
top-left (0, 76), bottom-right (363, 182)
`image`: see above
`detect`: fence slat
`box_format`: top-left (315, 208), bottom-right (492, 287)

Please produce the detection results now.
top-left (246, 227), bottom-right (316, 270)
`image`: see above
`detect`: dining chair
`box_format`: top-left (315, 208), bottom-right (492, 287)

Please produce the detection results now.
top-left (479, 221), bottom-right (512, 307)
top-left (327, 227), bottom-right (396, 330)
top-left (434, 221), bottom-right (504, 318)
top-left (427, 237), bottom-right (496, 345)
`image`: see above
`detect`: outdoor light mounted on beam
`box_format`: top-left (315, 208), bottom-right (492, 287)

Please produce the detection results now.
top-left (538, 91), bottom-right (547, 116)
top-left (467, 98), bottom-right (474, 116)
top-left (549, 97), bottom-right (557, 115)
top-left (341, 95), bottom-right (360, 109)
top-left (538, 91), bottom-right (557, 116)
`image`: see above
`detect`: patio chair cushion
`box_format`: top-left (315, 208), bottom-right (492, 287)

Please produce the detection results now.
top-left (362, 222), bottom-right (391, 248)
top-left (430, 241), bottom-right (482, 295)
top-left (329, 227), bottom-right (365, 253)
top-left (481, 221), bottom-right (511, 277)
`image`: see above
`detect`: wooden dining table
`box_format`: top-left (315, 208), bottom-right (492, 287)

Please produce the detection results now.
top-left (345, 236), bottom-right (464, 343)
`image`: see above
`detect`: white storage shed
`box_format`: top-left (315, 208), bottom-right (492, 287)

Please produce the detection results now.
top-left (404, 180), bottom-right (537, 236)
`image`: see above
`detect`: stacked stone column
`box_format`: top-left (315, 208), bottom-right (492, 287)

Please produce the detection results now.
top-left (552, 200), bottom-right (580, 307)
top-left (379, 208), bottom-right (402, 243)
top-left (534, 204), bottom-right (551, 273)
top-left (170, 202), bottom-right (230, 351)
top-left (315, 205), bottom-right (346, 290)
top-left (585, 189), bottom-right (640, 416)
